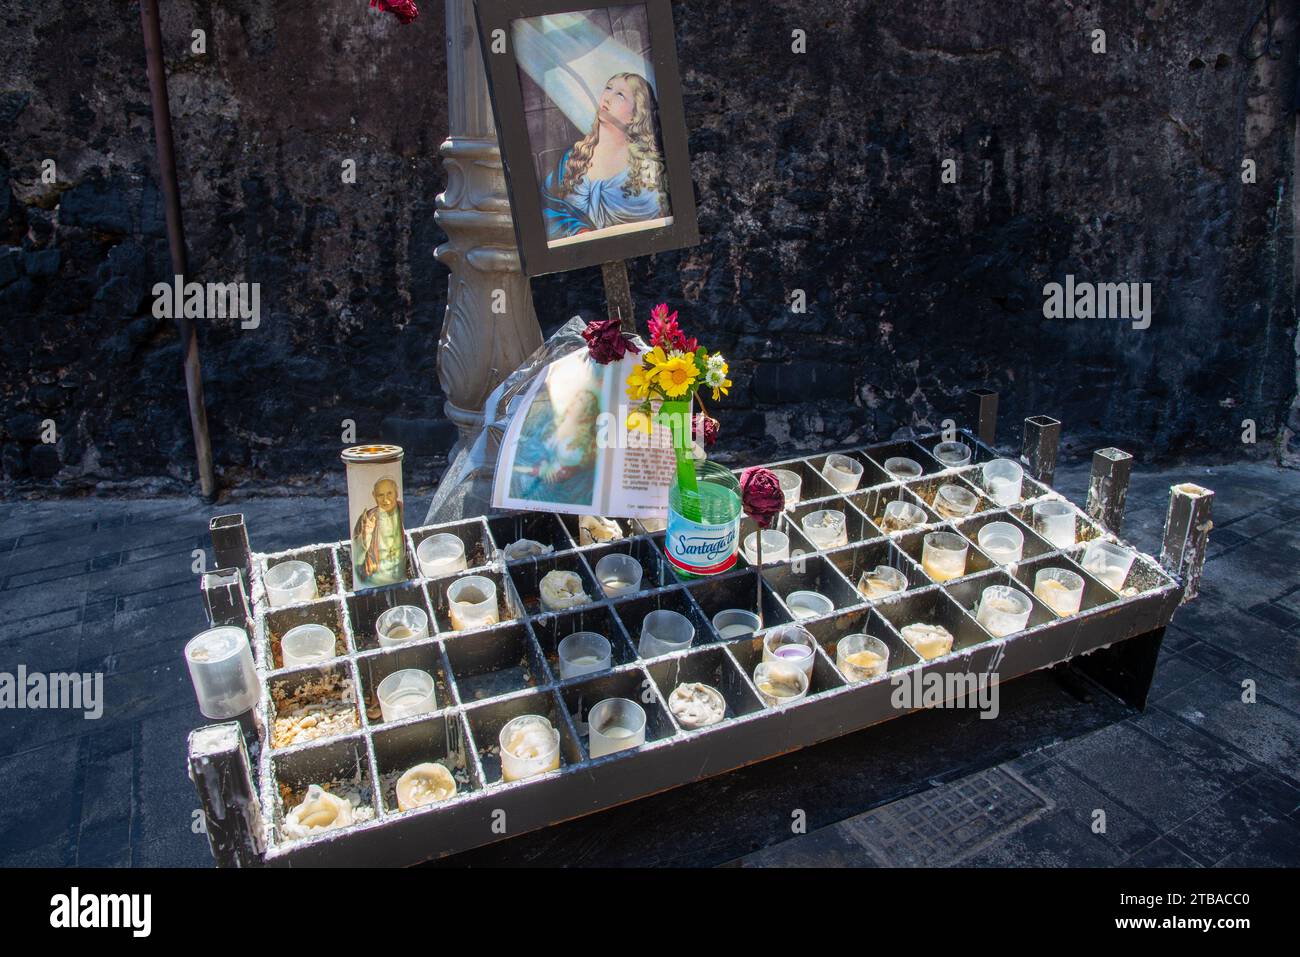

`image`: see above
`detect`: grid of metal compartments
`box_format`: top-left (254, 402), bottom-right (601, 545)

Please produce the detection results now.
top-left (243, 431), bottom-right (1183, 865)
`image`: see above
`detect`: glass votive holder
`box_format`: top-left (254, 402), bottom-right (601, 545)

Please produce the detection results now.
top-left (881, 499), bottom-right (927, 532)
top-left (447, 575), bottom-right (499, 630)
top-left (858, 564), bottom-right (908, 600)
top-left (762, 625), bottom-right (817, 677)
top-left (594, 553), bottom-right (643, 598)
top-left (264, 560), bottom-right (318, 608)
top-left (557, 632), bottom-right (612, 679)
top-left (977, 521), bottom-right (1025, 564)
top-left (280, 623), bottom-right (336, 669)
top-left (184, 625), bottom-right (260, 719)
top-left (1033, 501), bottom-right (1076, 548)
top-left (982, 458), bottom-right (1024, 506)
top-left (1034, 567), bottom-right (1085, 616)
top-left (921, 531), bottom-right (969, 582)
top-left (772, 469), bottom-right (802, 509)
top-left (376, 668), bottom-right (437, 722)
top-left (743, 529), bottom-right (790, 565)
top-left (638, 608), bottom-right (695, 658)
top-left (785, 589), bottom-right (834, 620)
top-left (932, 442), bottom-right (972, 468)
top-left (753, 660), bottom-right (810, 707)
top-left (588, 698), bottom-right (647, 758)
top-left (975, 585), bottom-right (1033, 638)
top-left (416, 533), bottom-right (467, 578)
top-left (713, 608), bottom-right (761, 639)
top-left (821, 453), bottom-right (864, 493)
top-left (499, 714), bottom-right (561, 782)
top-left (934, 483), bottom-right (978, 520)
top-left (376, 604), bottom-right (430, 648)
top-left (800, 509), bottom-right (848, 550)
top-left (1080, 540), bottom-right (1137, 592)
top-left (883, 456), bottom-right (923, 479)
top-left (837, 633), bottom-right (890, 681)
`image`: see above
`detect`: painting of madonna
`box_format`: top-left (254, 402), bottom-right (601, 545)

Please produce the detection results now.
top-left (541, 71), bottom-right (671, 243)
top-left (510, 5), bottom-right (674, 248)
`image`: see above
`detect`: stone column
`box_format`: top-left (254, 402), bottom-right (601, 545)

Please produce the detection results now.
top-left (436, 0), bottom-right (542, 449)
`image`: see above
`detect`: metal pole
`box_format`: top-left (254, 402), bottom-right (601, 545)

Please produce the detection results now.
top-left (140, 0), bottom-right (216, 500)
top-left (965, 389), bottom-right (999, 447)
top-left (1160, 482), bottom-right (1215, 604)
top-left (188, 723), bottom-right (266, 867)
top-left (1085, 447), bottom-right (1133, 534)
top-left (1021, 415), bottom-right (1061, 486)
top-left (602, 261), bottom-right (635, 333)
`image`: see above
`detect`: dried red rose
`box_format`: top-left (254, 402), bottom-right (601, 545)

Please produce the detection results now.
top-left (739, 466), bottom-right (784, 529)
top-left (693, 413), bottom-right (719, 448)
top-left (370, 0), bottom-right (419, 25)
top-left (582, 318), bottom-right (635, 364)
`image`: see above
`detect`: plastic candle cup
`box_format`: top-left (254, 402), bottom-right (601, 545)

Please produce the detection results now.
top-left (932, 442), bottom-right (973, 468)
top-left (557, 632), bottom-right (612, 679)
top-left (837, 633), bottom-right (890, 682)
top-left (280, 623), bottom-right (336, 669)
top-left (184, 626), bottom-right (260, 719)
top-left (416, 533), bottom-right (467, 578)
top-left (785, 589), bottom-right (834, 620)
top-left (772, 469), bottom-right (803, 509)
top-left (883, 457), bottom-right (923, 479)
top-left (713, 608), bottom-right (761, 639)
top-left (264, 560), bottom-right (318, 607)
top-left (762, 625), bottom-right (817, 677)
top-left (935, 483), bottom-right (979, 520)
top-left (638, 609), bottom-right (695, 658)
top-left (975, 585), bottom-right (1033, 637)
top-left (982, 458), bottom-right (1024, 506)
top-left (1033, 501), bottom-right (1076, 548)
top-left (1034, 567), bottom-right (1085, 616)
top-left (858, 564), bottom-right (908, 600)
top-left (375, 604), bottom-right (430, 648)
top-left (753, 660), bottom-right (810, 707)
top-left (921, 531), bottom-right (969, 582)
top-left (977, 521), bottom-right (1025, 565)
top-left (588, 698), bottom-right (647, 758)
top-left (447, 575), bottom-right (499, 630)
top-left (499, 714), bottom-right (561, 782)
top-left (801, 509), bottom-right (848, 550)
top-left (743, 529), bottom-right (790, 565)
top-left (376, 668), bottom-right (437, 722)
top-left (900, 623), bottom-right (955, 660)
top-left (882, 500), bottom-right (927, 532)
top-left (395, 762), bottom-right (456, 811)
top-left (821, 453), bottom-right (864, 493)
top-left (1081, 540), bottom-right (1137, 592)
top-left (594, 553), bottom-right (643, 598)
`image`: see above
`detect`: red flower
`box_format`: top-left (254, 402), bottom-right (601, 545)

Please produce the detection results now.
top-left (739, 467), bottom-right (784, 529)
top-left (648, 303), bottom-right (686, 351)
top-left (370, 0), bottom-right (419, 24)
top-left (581, 318), bottom-right (634, 364)
top-left (692, 413), bottom-right (719, 448)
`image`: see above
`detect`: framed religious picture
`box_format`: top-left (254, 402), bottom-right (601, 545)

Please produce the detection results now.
top-left (473, 0), bottom-right (699, 276)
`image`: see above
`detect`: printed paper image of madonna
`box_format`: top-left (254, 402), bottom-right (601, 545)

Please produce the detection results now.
top-left (541, 71), bottom-right (671, 242)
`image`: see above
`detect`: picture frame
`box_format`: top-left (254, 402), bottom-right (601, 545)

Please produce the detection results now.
top-left (473, 0), bottom-right (700, 277)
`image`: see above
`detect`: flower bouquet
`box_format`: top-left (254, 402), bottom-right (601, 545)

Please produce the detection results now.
top-left (623, 304), bottom-right (738, 578)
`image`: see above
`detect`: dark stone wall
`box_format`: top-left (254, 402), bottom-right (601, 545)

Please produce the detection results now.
top-left (1, 0), bottom-right (1296, 497)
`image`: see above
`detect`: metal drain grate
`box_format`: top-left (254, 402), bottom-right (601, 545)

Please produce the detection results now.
top-left (838, 767), bottom-right (1053, 866)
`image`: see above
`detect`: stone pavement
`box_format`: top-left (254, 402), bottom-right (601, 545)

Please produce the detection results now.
top-left (0, 460), bottom-right (1296, 868)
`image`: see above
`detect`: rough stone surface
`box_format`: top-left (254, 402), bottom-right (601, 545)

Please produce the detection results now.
top-left (0, 1), bottom-right (1297, 496)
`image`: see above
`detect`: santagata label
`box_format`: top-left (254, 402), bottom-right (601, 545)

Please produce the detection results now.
top-left (665, 510), bottom-right (739, 575)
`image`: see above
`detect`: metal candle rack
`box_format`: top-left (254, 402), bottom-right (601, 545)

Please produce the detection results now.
top-left (189, 412), bottom-right (1214, 867)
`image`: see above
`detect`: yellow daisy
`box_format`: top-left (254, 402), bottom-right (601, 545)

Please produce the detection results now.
top-left (711, 377), bottom-right (732, 402)
top-left (656, 355), bottom-right (699, 398)
top-left (626, 365), bottom-right (655, 401)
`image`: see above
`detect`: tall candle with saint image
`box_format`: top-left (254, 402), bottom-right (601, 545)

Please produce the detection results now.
top-left (342, 445), bottom-right (407, 589)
